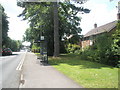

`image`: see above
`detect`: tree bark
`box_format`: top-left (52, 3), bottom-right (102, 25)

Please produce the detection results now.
top-left (53, 2), bottom-right (59, 57)
top-left (0, 5), bottom-right (2, 56)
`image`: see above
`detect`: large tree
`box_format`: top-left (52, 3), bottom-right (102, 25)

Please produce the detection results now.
top-left (0, 4), bottom-right (9, 48)
top-left (0, 4), bottom-right (22, 51)
top-left (17, 1), bottom-right (89, 56)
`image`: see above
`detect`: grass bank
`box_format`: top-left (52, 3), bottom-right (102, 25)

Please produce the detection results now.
top-left (49, 54), bottom-right (118, 88)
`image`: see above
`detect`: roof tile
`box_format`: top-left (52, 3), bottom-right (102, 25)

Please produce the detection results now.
top-left (84, 20), bottom-right (117, 37)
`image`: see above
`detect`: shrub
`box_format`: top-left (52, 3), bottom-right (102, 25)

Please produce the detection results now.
top-left (80, 47), bottom-right (100, 62)
top-left (111, 21), bottom-right (120, 67)
top-left (31, 44), bottom-right (40, 53)
top-left (80, 30), bottom-right (120, 67)
top-left (67, 43), bottom-right (81, 54)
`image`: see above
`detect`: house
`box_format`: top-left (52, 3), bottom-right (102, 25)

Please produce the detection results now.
top-left (81, 1), bottom-right (120, 49)
top-left (81, 21), bottom-right (117, 48)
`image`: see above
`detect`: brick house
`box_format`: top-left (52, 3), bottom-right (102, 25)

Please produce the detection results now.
top-left (81, 1), bottom-right (120, 49)
top-left (81, 21), bottom-right (117, 48)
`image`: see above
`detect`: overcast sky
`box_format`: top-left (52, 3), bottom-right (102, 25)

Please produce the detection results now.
top-left (0, 0), bottom-right (119, 41)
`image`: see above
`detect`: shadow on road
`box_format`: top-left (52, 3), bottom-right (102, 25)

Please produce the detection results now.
top-left (36, 58), bottom-right (50, 66)
top-left (40, 61), bottom-right (50, 66)
top-left (11, 54), bottom-right (18, 56)
top-left (2, 54), bottom-right (19, 57)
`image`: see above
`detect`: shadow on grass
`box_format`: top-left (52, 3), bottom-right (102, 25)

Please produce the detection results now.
top-left (49, 54), bottom-right (114, 69)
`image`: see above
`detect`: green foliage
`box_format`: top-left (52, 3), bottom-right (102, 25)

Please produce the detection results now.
top-left (31, 43), bottom-right (40, 53)
top-left (94, 34), bottom-right (113, 64)
top-left (1, 4), bottom-right (22, 51)
top-left (49, 54), bottom-right (118, 88)
top-left (80, 24), bottom-right (120, 67)
top-left (111, 21), bottom-right (120, 67)
top-left (3, 37), bottom-right (23, 51)
top-left (67, 43), bottom-right (81, 54)
top-left (80, 48), bottom-right (99, 62)
top-left (1, 4), bottom-right (9, 47)
top-left (17, 2), bottom-right (89, 56)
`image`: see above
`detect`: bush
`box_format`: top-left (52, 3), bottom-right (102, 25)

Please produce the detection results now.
top-left (80, 47), bottom-right (100, 62)
top-left (111, 21), bottom-right (120, 67)
top-left (31, 44), bottom-right (40, 53)
top-left (66, 43), bottom-right (81, 54)
top-left (80, 31), bottom-right (120, 67)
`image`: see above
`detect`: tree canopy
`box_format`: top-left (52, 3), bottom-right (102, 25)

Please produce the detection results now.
top-left (17, 1), bottom-right (90, 55)
top-left (1, 4), bottom-right (9, 47)
top-left (1, 4), bottom-right (23, 51)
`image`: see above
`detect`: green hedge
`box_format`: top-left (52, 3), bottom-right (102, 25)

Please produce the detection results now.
top-left (80, 32), bottom-right (120, 67)
top-left (66, 43), bottom-right (82, 54)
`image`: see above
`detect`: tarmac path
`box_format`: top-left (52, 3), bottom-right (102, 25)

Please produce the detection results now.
top-left (21, 52), bottom-right (83, 88)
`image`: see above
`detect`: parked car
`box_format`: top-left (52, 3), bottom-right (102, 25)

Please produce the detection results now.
top-left (2, 48), bottom-right (12, 56)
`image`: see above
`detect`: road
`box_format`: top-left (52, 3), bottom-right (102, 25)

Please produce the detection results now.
top-left (0, 52), bottom-right (26, 89)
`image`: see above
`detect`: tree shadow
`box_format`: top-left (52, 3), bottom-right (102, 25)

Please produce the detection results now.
top-left (40, 61), bottom-right (50, 66)
top-left (36, 58), bottom-right (50, 66)
top-left (49, 54), bottom-right (114, 69)
top-left (2, 54), bottom-right (19, 57)
top-left (11, 54), bottom-right (19, 56)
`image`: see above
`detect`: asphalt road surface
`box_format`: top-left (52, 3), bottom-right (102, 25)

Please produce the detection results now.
top-left (0, 52), bottom-right (26, 89)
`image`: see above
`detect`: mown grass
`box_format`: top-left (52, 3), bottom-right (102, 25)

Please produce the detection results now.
top-left (49, 54), bottom-right (119, 88)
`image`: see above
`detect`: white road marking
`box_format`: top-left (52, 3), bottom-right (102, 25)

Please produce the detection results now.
top-left (16, 53), bottom-right (26, 71)
top-left (19, 74), bottom-right (25, 88)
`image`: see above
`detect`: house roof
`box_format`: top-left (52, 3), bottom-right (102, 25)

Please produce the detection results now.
top-left (84, 20), bottom-right (117, 37)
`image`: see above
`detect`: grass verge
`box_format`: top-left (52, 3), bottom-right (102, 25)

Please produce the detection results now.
top-left (49, 54), bottom-right (118, 88)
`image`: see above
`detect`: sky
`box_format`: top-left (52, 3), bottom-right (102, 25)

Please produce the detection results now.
top-left (0, 0), bottom-right (29, 41)
top-left (80, 0), bottom-right (119, 34)
top-left (0, 0), bottom-right (119, 41)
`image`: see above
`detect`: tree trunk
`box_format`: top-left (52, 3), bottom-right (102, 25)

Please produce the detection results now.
top-left (0, 5), bottom-right (2, 56)
top-left (53, 2), bottom-right (59, 57)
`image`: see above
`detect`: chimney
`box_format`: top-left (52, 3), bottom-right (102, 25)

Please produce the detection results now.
top-left (117, 1), bottom-right (120, 20)
top-left (94, 23), bottom-right (97, 28)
